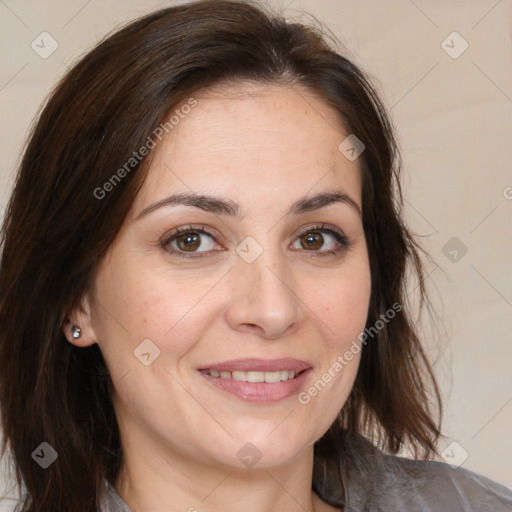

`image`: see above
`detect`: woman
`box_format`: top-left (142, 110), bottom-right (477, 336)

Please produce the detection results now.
top-left (0, 1), bottom-right (510, 511)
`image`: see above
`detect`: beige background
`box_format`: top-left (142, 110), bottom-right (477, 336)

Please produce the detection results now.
top-left (0, 0), bottom-right (511, 506)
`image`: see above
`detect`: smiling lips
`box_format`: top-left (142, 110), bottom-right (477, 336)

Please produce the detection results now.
top-left (198, 358), bottom-right (312, 402)
top-left (205, 368), bottom-right (299, 382)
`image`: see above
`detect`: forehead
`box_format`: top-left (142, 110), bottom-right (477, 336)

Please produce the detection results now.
top-left (132, 83), bottom-right (362, 213)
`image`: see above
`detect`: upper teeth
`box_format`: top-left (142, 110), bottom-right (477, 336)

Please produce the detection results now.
top-left (206, 369), bottom-right (297, 383)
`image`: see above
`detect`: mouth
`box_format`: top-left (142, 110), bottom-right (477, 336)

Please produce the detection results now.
top-left (202, 368), bottom-right (304, 382)
top-left (197, 358), bottom-right (312, 402)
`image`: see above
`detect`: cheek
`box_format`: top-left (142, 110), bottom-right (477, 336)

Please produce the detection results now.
top-left (296, 265), bottom-right (370, 434)
top-left (91, 261), bottom-right (226, 371)
top-left (313, 259), bottom-right (372, 351)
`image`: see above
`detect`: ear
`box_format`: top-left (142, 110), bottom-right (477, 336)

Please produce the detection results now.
top-left (62, 294), bottom-right (98, 347)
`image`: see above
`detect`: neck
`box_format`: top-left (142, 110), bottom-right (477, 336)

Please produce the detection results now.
top-left (114, 436), bottom-right (334, 512)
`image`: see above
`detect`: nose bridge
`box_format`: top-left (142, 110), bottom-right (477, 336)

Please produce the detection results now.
top-left (226, 235), bottom-right (302, 337)
top-left (249, 249), bottom-right (290, 298)
top-left (239, 238), bottom-right (293, 301)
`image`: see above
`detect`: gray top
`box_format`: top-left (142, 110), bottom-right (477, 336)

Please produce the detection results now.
top-left (98, 439), bottom-right (512, 511)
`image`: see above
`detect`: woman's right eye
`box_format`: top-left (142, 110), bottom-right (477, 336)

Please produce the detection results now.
top-left (161, 226), bottom-right (223, 258)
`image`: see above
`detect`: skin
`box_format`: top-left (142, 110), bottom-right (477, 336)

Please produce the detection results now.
top-left (65, 82), bottom-right (372, 512)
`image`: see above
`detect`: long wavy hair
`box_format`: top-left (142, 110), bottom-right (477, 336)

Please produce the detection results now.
top-left (0, 1), bottom-right (442, 510)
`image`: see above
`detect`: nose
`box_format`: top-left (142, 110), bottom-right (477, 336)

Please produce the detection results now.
top-left (224, 247), bottom-right (304, 339)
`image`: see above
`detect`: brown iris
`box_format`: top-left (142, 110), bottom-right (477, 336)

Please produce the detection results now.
top-left (300, 230), bottom-right (323, 250)
top-left (176, 231), bottom-right (201, 251)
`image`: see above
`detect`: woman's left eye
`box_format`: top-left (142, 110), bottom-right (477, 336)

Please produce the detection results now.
top-left (290, 226), bottom-right (352, 254)
top-left (160, 224), bottom-right (352, 258)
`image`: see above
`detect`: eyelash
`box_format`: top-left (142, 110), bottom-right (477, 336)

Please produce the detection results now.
top-left (160, 223), bottom-right (353, 259)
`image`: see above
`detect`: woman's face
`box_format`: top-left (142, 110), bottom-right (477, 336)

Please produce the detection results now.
top-left (72, 83), bottom-right (371, 470)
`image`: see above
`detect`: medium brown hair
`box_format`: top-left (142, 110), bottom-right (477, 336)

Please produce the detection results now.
top-left (0, 1), bottom-right (442, 510)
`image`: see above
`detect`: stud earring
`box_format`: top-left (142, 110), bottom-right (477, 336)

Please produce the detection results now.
top-left (71, 325), bottom-right (82, 339)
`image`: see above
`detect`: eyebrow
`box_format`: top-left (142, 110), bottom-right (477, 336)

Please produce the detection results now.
top-left (135, 190), bottom-right (362, 220)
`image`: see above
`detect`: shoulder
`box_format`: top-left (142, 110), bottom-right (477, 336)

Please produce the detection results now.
top-left (98, 479), bottom-right (133, 512)
top-left (376, 454), bottom-right (512, 511)
top-left (343, 435), bottom-right (512, 512)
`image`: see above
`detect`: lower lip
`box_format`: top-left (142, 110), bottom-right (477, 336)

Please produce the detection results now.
top-left (199, 369), bottom-right (312, 402)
